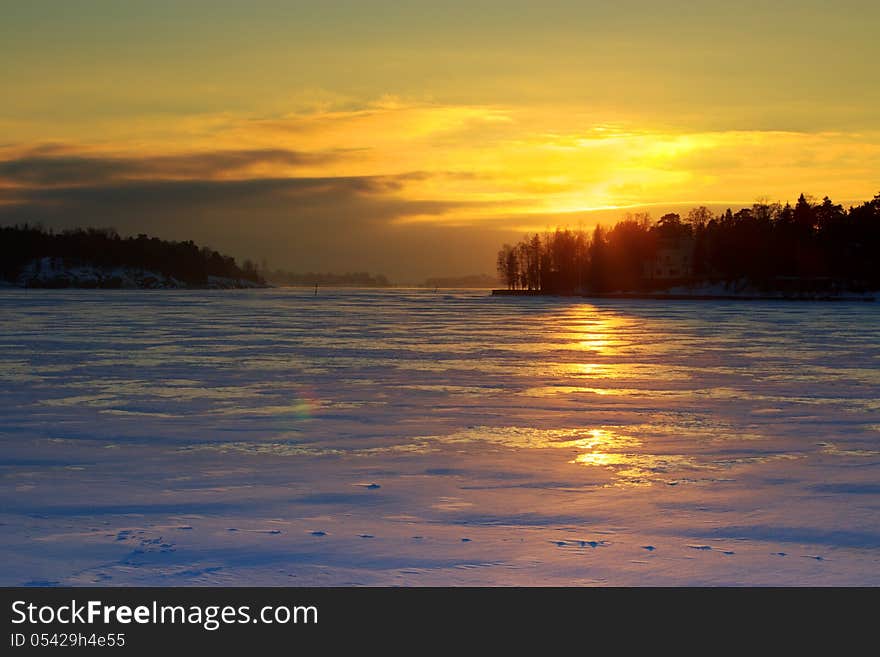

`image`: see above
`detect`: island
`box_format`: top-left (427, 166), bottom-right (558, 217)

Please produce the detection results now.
top-left (0, 225), bottom-right (266, 289)
top-left (494, 193), bottom-right (880, 300)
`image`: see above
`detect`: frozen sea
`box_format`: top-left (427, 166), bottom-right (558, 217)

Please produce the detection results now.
top-left (1, 288), bottom-right (879, 586)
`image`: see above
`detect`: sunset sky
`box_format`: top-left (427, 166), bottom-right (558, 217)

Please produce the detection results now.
top-left (1, 1), bottom-right (878, 281)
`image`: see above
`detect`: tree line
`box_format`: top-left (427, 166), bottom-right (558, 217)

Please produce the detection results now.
top-left (0, 224), bottom-right (265, 286)
top-left (496, 193), bottom-right (880, 293)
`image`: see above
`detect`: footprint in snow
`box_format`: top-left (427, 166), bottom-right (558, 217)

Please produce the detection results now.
top-left (461, 538), bottom-right (471, 542)
top-left (687, 544), bottom-right (733, 554)
top-left (803, 555), bottom-right (825, 561)
top-left (642, 545), bottom-right (656, 551)
top-left (774, 552), bottom-right (787, 557)
top-left (310, 531), bottom-right (327, 537)
top-left (358, 534), bottom-right (374, 539)
top-left (552, 539), bottom-right (607, 548)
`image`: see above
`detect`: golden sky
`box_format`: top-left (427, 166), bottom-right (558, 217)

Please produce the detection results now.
top-left (1, 1), bottom-right (878, 281)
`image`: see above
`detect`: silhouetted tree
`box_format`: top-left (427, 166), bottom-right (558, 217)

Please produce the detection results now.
top-left (686, 206), bottom-right (713, 230)
top-left (589, 225), bottom-right (608, 293)
top-left (496, 244), bottom-right (519, 290)
top-left (492, 191), bottom-right (880, 294)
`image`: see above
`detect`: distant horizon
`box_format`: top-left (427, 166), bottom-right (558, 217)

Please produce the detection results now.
top-left (3, 193), bottom-right (875, 285)
top-left (2, 1), bottom-right (878, 281)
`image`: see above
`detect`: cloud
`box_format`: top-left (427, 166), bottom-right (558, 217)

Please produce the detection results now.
top-left (0, 166), bottom-right (512, 282)
top-left (2, 111), bottom-right (878, 281)
top-left (0, 172), bottom-right (489, 220)
top-left (0, 148), bottom-right (348, 186)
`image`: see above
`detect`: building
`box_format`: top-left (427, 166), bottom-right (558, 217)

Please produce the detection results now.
top-left (644, 235), bottom-right (694, 280)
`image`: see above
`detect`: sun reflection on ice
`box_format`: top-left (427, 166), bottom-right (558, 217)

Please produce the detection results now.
top-left (556, 305), bottom-right (633, 356)
top-left (566, 428), bottom-right (663, 486)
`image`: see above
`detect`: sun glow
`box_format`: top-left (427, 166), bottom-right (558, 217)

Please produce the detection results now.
top-left (2, 3), bottom-right (878, 282)
top-left (5, 104), bottom-right (878, 234)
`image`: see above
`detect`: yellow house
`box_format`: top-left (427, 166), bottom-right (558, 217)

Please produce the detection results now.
top-left (645, 235), bottom-right (694, 280)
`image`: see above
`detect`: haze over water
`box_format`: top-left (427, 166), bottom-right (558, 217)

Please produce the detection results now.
top-left (1, 288), bottom-right (879, 585)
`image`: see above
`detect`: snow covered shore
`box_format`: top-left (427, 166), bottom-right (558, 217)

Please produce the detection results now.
top-left (494, 281), bottom-right (876, 301)
top-left (11, 257), bottom-right (266, 289)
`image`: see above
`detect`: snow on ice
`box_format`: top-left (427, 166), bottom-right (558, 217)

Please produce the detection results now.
top-left (1, 288), bottom-right (878, 585)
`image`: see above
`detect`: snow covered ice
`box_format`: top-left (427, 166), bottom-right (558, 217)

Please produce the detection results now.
top-left (1, 288), bottom-right (878, 585)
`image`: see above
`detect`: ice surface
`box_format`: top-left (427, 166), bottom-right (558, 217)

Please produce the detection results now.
top-left (0, 288), bottom-right (878, 585)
